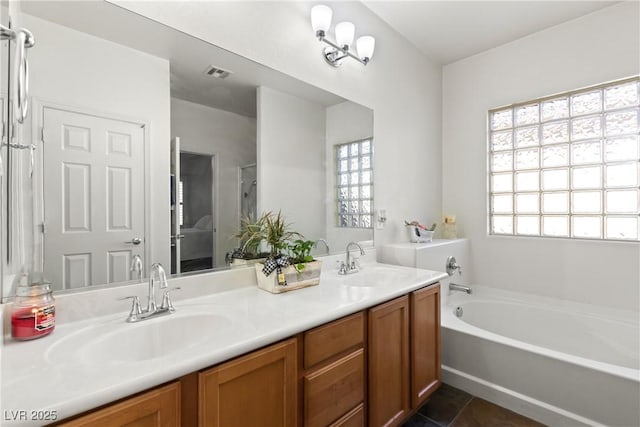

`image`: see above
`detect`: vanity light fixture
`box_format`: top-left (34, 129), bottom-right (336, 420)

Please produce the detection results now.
top-left (311, 4), bottom-right (375, 67)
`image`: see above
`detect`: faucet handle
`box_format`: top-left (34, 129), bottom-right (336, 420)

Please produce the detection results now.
top-left (160, 287), bottom-right (181, 312)
top-left (120, 296), bottom-right (142, 321)
top-left (336, 260), bottom-right (348, 275)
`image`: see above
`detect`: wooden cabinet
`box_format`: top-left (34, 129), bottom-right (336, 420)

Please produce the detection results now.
top-left (199, 338), bottom-right (297, 427)
top-left (411, 284), bottom-right (441, 408)
top-left (368, 295), bottom-right (410, 427)
top-left (368, 284), bottom-right (441, 427)
top-left (54, 283), bottom-right (440, 427)
top-left (303, 312), bottom-right (365, 427)
top-left (54, 382), bottom-right (180, 427)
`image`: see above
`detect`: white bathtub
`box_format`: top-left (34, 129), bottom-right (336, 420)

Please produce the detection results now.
top-left (441, 285), bottom-right (640, 427)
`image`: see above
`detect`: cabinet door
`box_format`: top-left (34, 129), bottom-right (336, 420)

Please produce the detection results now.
top-left (368, 296), bottom-right (410, 427)
top-left (410, 284), bottom-right (441, 408)
top-left (199, 338), bottom-right (297, 427)
top-left (55, 382), bottom-right (180, 427)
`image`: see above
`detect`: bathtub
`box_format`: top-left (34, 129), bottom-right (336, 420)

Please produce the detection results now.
top-left (441, 285), bottom-right (640, 427)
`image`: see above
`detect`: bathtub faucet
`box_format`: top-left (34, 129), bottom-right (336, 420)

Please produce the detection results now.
top-left (449, 283), bottom-right (472, 294)
top-left (446, 256), bottom-right (462, 276)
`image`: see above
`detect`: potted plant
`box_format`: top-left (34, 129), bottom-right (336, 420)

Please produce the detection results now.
top-left (227, 215), bottom-right (270, 268)
top-left (241, 211), bottom-right (322, 293)
top-left (288, 239), bottom-right (315, 272)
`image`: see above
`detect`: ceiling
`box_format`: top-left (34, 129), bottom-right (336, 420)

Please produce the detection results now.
top-left (22, 1), bottom-right (622, 116)
top-left (362, 1), bottom-right (620, 64)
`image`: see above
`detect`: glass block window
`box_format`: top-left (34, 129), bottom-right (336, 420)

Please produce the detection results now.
top-left (336, 138), bottom-right (373, 228)
top-left (489, 77), bottom-right (639, 241)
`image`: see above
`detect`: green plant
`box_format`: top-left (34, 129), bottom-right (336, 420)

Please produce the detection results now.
top-left (233, 214), bottom-right (266, 259)
top-left (238, 211), bottom-right (303, 258)
top-left (288, 239), bottom-right (315, 271)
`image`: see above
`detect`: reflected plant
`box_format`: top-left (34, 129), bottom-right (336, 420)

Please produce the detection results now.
top-left (237, 211), bottom-right (303, 258)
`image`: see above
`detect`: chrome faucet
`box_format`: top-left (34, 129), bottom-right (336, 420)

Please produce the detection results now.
top-left (130, 254), bottom-right (143, 282)
top-left (314, 238), bottom-right (330, 255)
top-left (121, 262), bottom-right (179, 323)
top-left (338, 242), bottom-right (365, 275)
top-left (446, 256), bottom-right (462, 276)
top-left (147, 263), bottom-right (168, 313)
top-left (449, 283), bottom-right (472, 294)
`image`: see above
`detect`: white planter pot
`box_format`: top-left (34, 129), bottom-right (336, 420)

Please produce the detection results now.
top-left (230, 257), bottom-right (266, 269)
top-left (255, 260), bottom-right (322, 294)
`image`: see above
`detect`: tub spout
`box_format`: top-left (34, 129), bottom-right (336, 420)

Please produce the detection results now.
top-left (449, 283), bottom-right (471, 294)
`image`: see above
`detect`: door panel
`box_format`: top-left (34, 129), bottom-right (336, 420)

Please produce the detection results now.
top-left (63, 163), bottom-right (91, 232)
top-left (43, 107), bottom-right (144, 289)
top-left (107, 166), bottom-right (132, 230)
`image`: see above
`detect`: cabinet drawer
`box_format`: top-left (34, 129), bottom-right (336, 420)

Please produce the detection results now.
top-left (304, 311), bottom-right (364, 368)
top-left (304, 349), bottom-right (365, 427)
top-left (331, 403), bottom-right (365, 427)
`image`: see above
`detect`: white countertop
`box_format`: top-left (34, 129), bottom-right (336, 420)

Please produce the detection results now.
top-left (1, 260), bottom-right (446, 426)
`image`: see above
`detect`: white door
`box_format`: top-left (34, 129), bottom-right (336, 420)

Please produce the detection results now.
top-left (170, 137), bottom-right (181, 274)
top-left (42, 107), bottom-right (145, 289)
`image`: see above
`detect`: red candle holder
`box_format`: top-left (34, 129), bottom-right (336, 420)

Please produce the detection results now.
top-left (11, 282), bottom-right (55, 340)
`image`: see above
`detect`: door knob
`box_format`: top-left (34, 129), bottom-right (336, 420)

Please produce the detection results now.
top-left (126, 237), bottom-right (142, 245)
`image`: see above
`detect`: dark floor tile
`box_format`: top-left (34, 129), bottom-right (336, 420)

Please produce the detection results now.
top-left (418, 383), bottom-right (473, 426)
top-left (402, 413), bottom-right (441, 427)
top-left (450, 398), bottom-right (547, 427)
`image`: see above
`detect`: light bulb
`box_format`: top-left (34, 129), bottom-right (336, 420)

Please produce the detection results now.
top-left (335, 21), bottom-right (355, 49)
top-left (311, 5), bottom-right (332, 35)
top-left (356, 36), bottom-right (375, 62)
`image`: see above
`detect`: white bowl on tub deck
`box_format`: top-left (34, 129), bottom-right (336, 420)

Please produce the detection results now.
top-left (407, 225), bottom-right (434, 243)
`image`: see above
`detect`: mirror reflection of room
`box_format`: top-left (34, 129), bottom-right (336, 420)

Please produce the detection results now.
top-left (175, 152), bottom-right (214, 274)
top-left (1, 1), bottom-right (373, 297)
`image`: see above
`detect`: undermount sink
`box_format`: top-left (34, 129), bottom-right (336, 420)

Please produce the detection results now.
top-left (46, 312), bottom-right (230, 365)
top-left (339, 266), bottom-right (413, 287)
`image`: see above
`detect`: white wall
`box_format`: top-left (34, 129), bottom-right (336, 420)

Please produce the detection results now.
top-left (443, 2), bottom-right (640, 311)
top-left (2, 12), bottom-right (170, 297)
top-left (257, 86), bottom-right (326, 241)
top-left (171, 98), bottom-right (256, 267)
top-left (112, 0), bottom-right (443, 256)
top-left (326, 101), bottom-right (374, 250)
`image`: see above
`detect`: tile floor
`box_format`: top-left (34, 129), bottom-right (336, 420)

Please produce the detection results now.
top-left (403, 383), bottom-right (546, 427)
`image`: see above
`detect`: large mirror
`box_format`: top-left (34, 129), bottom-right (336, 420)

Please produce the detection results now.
top-left (1, 1), bottom-right (373, 298)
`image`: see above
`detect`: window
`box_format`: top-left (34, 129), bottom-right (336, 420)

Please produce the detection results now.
top-left (489, 77), bottom-right (639, 241)
top-left (336, 138), bottom-right (373, 228)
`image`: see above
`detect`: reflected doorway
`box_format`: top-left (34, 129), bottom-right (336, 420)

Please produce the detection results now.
top-left (171, 150), bottom-right (216, 274)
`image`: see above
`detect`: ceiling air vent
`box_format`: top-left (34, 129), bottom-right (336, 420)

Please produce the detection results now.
top-left (204, 65), bottom-right (232, 79)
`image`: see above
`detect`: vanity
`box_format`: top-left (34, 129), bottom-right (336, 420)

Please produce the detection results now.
top-left (2, 261), bottom-right (445, 426)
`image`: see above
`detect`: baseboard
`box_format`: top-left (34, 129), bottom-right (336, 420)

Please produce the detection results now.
top-left (441, 365), bottom-right (604, 427)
